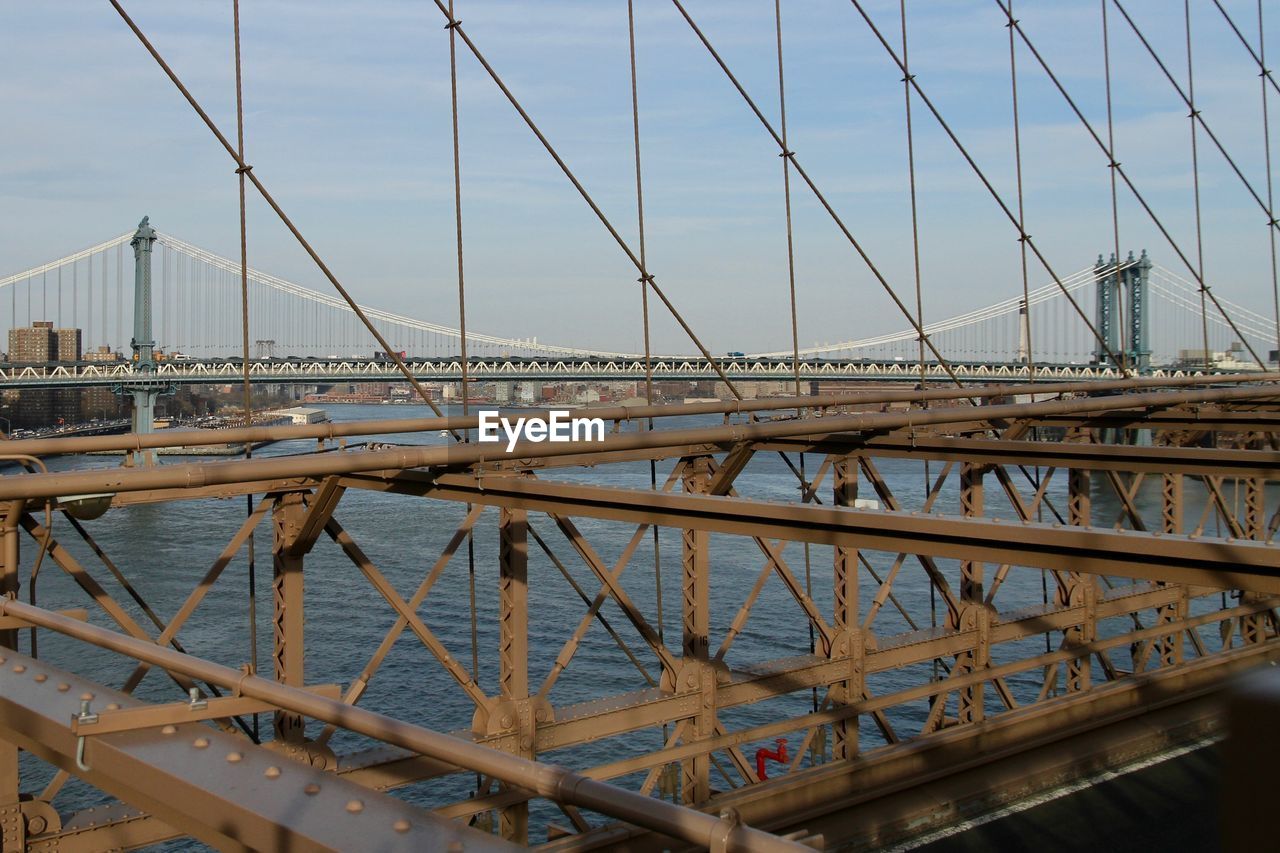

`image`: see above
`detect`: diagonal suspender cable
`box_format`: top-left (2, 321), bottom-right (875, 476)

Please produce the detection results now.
top-left (424, 1), bottom-right (744, 401)
top-left (1184, 0), bottom-right (1212, 371)
top-left (993, 0), bottom-right (1266, 371)
top-left (1213, 0), bottom-right (1280, 98)
top-left (844, 0), bottom-right (1128, 374)
top-left (231, 0), bottom-right (260, 744)
top-left (773, 0), bottom-right (802, 401)
top-left (1112, 0), bottom-right (1280, 239)
top-left (1008, 0), bottom-right (1034, 376)
top-left (1100, 0), bottom-right (1128, 368)
top-left (669, 0), bottom-right (969, 391)
top-left (1261, 0), bottom-right (1280, 355)
top-left (107, 0), bottom-right (462, 435)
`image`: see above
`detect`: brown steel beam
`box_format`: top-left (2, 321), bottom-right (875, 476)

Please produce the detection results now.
top-left (765, 433), bottom-right (1280, 477)
top-left (5, 384), bottom-right (1280, 503)
top-left (0, 648), bottom-right (510, 852)
top-left (0, 600), bottom-right (807, 852)
top-left (389, 472), bottom-right (1280, 593)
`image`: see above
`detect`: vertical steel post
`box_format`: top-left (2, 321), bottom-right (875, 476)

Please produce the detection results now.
top-left (831, 456), bottom-right (862, 760)
top-left (0, 504), bottom-right (18, 852)
top-left (0, 502), bottom-right (20, 652)
top-left (1158, 473), bottom-right (1186, 665)
top-left (1242, 477), bottom-right (1268, 645)
top-left (681, 456), bottom-right (712, 804)
top-left (272, 492), bottom-right (306, 744)
top-left (1065, 468), bottom-right (1095, 691)
top-left (957, 463), bottom-right (986, 724)
top-left (498, 506), bottom-right (530, 842)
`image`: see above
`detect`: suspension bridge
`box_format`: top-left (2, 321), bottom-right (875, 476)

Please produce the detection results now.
top-left (1, 226), bottom-right (1275, 391)
top-left (5, 1), bottom-right (1280, 852)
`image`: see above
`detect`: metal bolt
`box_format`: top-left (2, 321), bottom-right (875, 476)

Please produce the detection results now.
top-left (393, 819), bottom-right (411, 833)
top-left (33, 673), bottom-right (46, 683)
top-left (226, 751), bottom-right (243, 763)
top-left (11, 664), bottom-right (24, 673)
top-left (56, 683), bottom-right (69, 692)
top-left (161, 725), bottom-right (177, 735)
top-left (80, 692), bottom-right (94, 701)
top-left (192, 737), bottom-right (209, 749)
top-left (264, 766), bottom-right (281, 779)
top-left (345, 799), bottom-right (364, 814)
top-left (304, 783), bottom-right (321, 796)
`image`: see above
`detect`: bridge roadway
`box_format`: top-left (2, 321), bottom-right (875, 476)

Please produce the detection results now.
top-left (0, 356), bottom-right (1216, 389)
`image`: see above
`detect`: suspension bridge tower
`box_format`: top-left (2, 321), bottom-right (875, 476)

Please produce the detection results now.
top-left (1094, 251), bottom-right (1151, 373)
top-left (124, 217), bottom-right (168, 465)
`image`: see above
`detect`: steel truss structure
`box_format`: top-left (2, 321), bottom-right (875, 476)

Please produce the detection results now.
top-left (1, 377), bottom-right (1279, 850)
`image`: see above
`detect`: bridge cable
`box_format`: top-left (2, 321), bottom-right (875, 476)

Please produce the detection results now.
top-left (1008, 0), bottom-right (1034, 376)
top-left (445, 0), bottom-right (481, 788)
top-left (995, 0), bottom-right (1266, 371)
top-left (1184, 0), bottom-right (1212, 372)
top-left (900, 0), bottom-right (942, 699)
top-left (1100, 0), bottom-right (1129, 370)
top-left (771, 0), bottom-right (818, 721)
top-left (774, 0), bottom-right (802, 404)
top-left (847, 0), bottom-right (1129, 377)
top-left (668, 0), bottom-right (969, 394)
top-left (231, 0), bottom-right (260, 744)
top-left (1111, 0), bottom-right (1280, 243)
top-left (106, 1), bottom-right (461, 433)
top-left (900, 0), bottom-right (927, 393)
top-left (448, 0), bottom-right (470, 428)
top-left (428, 1), bottom-right (745, 402)
top-left (1213, 0), bottom-right (1280, 99)
top-left (1259, 0), bottom-right (1280, 359)
top-left (626, 0), bottom-right (666, 678)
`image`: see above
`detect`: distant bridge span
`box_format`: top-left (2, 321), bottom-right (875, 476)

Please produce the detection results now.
top-left (0, 356), bottom-right (1227, 390)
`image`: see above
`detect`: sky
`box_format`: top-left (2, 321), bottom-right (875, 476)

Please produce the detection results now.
top-left (3, 1), bottom-right (1279, 355)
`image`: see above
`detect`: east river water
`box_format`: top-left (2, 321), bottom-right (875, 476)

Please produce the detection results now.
top-left (12, 403), bottom-right (1240, 847)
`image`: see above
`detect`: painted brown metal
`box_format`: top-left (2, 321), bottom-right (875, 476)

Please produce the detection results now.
top-left (1, 378), bottom-right (1278, 849)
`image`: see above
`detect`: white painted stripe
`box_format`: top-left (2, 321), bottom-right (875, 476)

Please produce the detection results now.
top-left (882, 736), bottom-right (1220, 852)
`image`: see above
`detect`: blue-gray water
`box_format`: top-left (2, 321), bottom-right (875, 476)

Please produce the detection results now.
top-left (12, 404), bottom-right (1241, 847)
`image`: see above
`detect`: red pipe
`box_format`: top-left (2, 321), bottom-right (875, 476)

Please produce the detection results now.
top-left (755, 737), bottom-right (788, 781)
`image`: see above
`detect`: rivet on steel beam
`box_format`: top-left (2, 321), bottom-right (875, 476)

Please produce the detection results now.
top-left (11, 664), bottom-right (25, 673)
top-left (56, 683), bottom-right (69, 692)
top-left (192, 737), bottom-right (210, 749)
top-left (80, 692), bottom-right (94, 701)
top-left (106, 703), bottom-right (120, 710)
top-left (161, 725), bottom-right (177, 735)
top-left (264, 766), bottom-right (281, 779)
top-left (33, 673), bottom-right (47, 683)
top-left (447, 842), bottom-right (464, 852)
top-left (345, 799), bottom-right (364, 814)
top-left (304, 783), bottom-right (321, 795)
top-left (393, 819), bottom-right (411, 833)
top-left (227, 752), bottom-right (243, 763)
